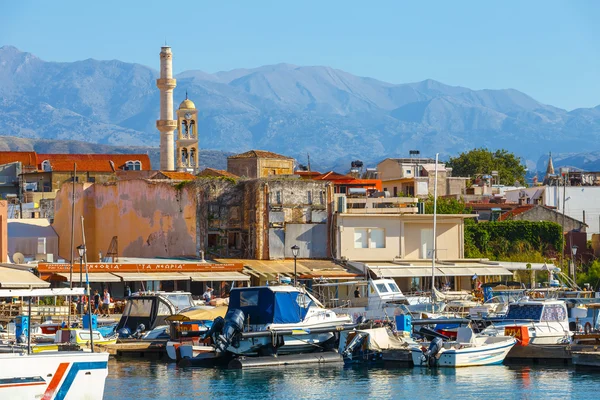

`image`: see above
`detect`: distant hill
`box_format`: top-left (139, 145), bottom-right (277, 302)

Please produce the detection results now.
top-left (1, 45), bottom-right (600, 171)
top-left (536, 151), bottom-right (600, 173)
top-left (0, 136), bottom-right (231, 170)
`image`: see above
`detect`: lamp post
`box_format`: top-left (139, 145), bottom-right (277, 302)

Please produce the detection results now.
top-left (571, 245), bottom-right (578, 284)
top-left (291, 245), bottom-right (300, 286)
top-left (559, 167), bottom-right (569, 271)
top-left (77, 244), bottom-right (85, 288)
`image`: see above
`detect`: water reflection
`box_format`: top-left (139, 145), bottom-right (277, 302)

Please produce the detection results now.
top-left (105, 359), bottom-right (600, 400)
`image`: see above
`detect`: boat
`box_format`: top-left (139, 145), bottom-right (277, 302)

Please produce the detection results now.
top-left (411, 326), bottom-right (516, 367)
top-left (212, 285), bottom-right (354, 356)
top-left (0, 288), bottom-right (109, 399)
top-left (165, 306), bottom-right (227, 362)
top-left (116, 291), bottom-right (194, 339)
top-left (480, 298), bottom-right (572, 345)
top-left (340, 325), bottom-right (413, 364)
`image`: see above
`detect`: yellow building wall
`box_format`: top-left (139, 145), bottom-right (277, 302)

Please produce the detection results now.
top-left (402, 221), bottom-right (461, 259)
top-left (53, 180), bottom-right (197, 262)
top-left (258, 158), bottom-right (293, 178)
top-left (337, 215), bottom-right (402, 261)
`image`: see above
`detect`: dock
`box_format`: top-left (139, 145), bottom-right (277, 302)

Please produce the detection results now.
top-left (96, 339), bottom-right (169, 359)
top-left (571, 351), bottom-right (600, 368)
top-left (504, 344), bottom-right (571, 364)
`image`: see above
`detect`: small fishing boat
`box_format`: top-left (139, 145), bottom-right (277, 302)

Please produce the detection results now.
top-left (411, 326), bottom-right (516, 368)
top-left (340, 325), bottom-right (413, 364)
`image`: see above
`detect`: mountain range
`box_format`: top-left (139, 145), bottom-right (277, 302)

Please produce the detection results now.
top-left (1, 45), bottom-right (600, 172)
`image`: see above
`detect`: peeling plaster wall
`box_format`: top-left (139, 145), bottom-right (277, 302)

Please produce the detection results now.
top-left (53, 180), bottom-right (197, 262)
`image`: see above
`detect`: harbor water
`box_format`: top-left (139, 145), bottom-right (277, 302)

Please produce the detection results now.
top-left (105, 359), bottom-right (600, 399)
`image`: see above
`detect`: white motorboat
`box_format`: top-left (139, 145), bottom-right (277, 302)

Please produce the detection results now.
top-left (411, 326), bottom-right (516, 368)
top-left (0, 288), bottom-right (109, 399)
top-left (481, 299), bottom-right (572, 345)
top-left (213, 285), bottom-right (353, 356)
top-left (0, 351), bottom-right (109, 399)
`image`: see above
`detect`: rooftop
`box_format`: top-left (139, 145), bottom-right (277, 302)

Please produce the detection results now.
top-left (0, 151), bottom-right (38, 167)
top-left (151, 171), bottom-right (196, 180)
top-left (198, 168), bottom-right (239, 178)
top-left (228, 150), bottom-right (293, 160)
top-left (34, 154), bottom-right (151, 172)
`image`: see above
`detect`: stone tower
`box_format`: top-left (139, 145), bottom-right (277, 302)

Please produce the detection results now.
top-left (156, 46), bottom-right (177, 171)
top-left (176, 93), bottom-right (199, 172)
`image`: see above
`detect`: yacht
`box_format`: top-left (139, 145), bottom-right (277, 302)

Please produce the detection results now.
top-left (212, 285), bottom-right (353, 356)
top-left (480, 298), bottom-right (572, 345)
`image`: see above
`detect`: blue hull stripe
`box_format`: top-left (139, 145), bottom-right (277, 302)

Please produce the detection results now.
top-left (55, 361), bottom-right (108, 400)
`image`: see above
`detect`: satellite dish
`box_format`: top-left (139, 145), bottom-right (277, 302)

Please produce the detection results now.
top-left (12, 252), bottom-right (25, 264)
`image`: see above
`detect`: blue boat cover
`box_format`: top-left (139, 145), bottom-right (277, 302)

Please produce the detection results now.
top-left (228, 288), bottom-right (312, 325)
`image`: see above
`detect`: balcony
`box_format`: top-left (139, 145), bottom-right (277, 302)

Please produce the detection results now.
top-left (343, 196), bottom-right (419, 214)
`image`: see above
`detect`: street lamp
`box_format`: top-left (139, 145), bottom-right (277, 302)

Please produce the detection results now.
top-left (291, 245), bottom-right (300, 286)
top-left (571, 245), bottom-right (578, 284)
top-left (77, 244), bottom-right (86, 288)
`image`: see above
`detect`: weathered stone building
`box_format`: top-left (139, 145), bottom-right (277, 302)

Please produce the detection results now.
top-left (227, 150), bottom-right (294, 179)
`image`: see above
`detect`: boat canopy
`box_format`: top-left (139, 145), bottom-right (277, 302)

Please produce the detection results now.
top-left (229, 287), bottom-right (313, 325)
top-left (165, 306), bottom-right (228, 322)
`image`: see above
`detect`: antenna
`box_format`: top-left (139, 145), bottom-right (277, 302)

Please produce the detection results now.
top-left (307, 153), bottom-right (311, 172)
top-left (185, 90), bottom-right (188, 100)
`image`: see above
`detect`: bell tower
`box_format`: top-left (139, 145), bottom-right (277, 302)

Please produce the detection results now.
top-left (176, 92), bottom-right (199, 172)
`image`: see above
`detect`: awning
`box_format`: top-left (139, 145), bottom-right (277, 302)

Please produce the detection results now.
top-left (186, 272), bottom-right (249, 282)
top-left (112, 272), bottom-right (191, 282)
top-left (370, 267), bottom-right (437, 278)
top-left (217, 259), bottom-right (350, 279)
top-left (166, 306), bottom-right (228, 322)
top-left (49, 272), bottom-right (122, 283)
top-left (0, 266), bottom-right (50, 288)
top-left (437, 267), bottom-right (513, 277)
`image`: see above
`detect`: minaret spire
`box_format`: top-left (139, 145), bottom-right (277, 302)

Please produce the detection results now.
top-left (156, 46), bottom-right (177, 171)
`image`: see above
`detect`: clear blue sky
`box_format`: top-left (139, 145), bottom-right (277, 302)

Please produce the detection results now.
top-left (1, 0), bottom-right (599, 110)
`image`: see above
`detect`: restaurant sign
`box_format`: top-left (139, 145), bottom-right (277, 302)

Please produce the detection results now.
top-left (37, 262), bottom-right (243, 273)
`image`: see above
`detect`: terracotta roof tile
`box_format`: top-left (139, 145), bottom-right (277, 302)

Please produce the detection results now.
top-left (151, 171), bottom-right (196, 180)
top-left (498, 205), bottom-right (536, 221)
top-left (295, 171), bottom-right (322, 177)
top-left (198, 168), bottom-right (239, 178)
top-left (37, 154), bottom-right (151, 172)
top-left (228, 150), bottom-right (293, 160)
top-left (0, 151), bottom-right (38, 167)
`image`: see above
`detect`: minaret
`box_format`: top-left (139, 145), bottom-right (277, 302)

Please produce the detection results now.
top-left (156, 46), bottom-right (177, 171)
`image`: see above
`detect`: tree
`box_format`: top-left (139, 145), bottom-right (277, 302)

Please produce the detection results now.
top-left (447, 148), bottom-right (527, 186)
top-left (424, 196), bottom-right (472, 214)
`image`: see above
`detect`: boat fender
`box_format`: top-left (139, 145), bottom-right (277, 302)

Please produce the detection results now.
top-left (584, 322), bottom-right (592, 335)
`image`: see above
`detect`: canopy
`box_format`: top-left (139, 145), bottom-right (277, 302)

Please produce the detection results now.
top-left (0, 266), bottom-right (50, 288)
top-left (112, 272), bottom-right (191, 281)
top-left (0, 287), bottom-right (85, 298)
top-left (437, 267), bottom-right (513, 277)
top-left (165, 306), bottom-right (228, 322)
top-left (370, 267), bottom-right (437, 278)
top-left (47, 272), bottom-right (122, 283)
top-left (228, 287), bottom-right (310, 325)
top-left (186, 272), bottom-right (249, 282)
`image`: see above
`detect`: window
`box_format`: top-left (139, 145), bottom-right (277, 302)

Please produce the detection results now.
top-left (41, 160), bottom-right (52, 171)
top-left (307, 190), bottom-right (312, 204)
top-left (388, 282), bottom-right (401, 293)
top-left (354, 228), bottom-right (368, 248)
top-left (276, 191), bottom-right (282, 204)
top-left (393, 187), bottom-right (398, 197)
top-left (125, 160), bottom-right (142, 171)
top-left (87, 177), bottom-right (96, 183)
top-left (406, 169), bottom-right (411, 175)
top-left (370, 229), bottom-right (385, 248)
top-left (376, 283), bottom-right (389, 293)
top-left (240, 290), bottom-right (259, 307)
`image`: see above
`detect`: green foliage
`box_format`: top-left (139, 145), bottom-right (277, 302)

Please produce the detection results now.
top-left (174, 180), bottom-right (192, 190)
top-left (577, 260), bottom-right (600, 289)
top-left (464, 221), bottom-right (563, 261)
top-left (424, 196), bottom-right (472, 214)
top-left (447, 148), bottom-right (527, 186)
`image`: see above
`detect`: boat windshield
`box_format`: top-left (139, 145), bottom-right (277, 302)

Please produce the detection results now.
top-left (163, 293), bottom-right (193, 311)
top-left (125, 299), bottom-right (154, 317)
top-left (376, 283), bottom-right (389, 293)
top-left (388, 282), bottom-right (401, 293)
top-left (505, 304), bottom-right (543, 321)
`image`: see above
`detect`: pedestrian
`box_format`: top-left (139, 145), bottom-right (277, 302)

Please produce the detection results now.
top-left (203, 287), bottom-right (213, 305)
top-left (354, 286), bottom-right (361, 298)
top-left (102, 288), bottom-right (111, 317)
top-left (125, 285), bottom-right (132, 297)
top-left (93, 290), bottom-right (101, 315)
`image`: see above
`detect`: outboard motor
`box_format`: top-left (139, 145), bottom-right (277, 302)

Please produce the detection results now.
top-left (215, 309), bottom-right (245, 352)
top-left (421, 337), bottom-right (443, 368)
top-left (132, 323), bottom-right (146, 339)
top-left (117, 327), bottom-right (132, 338)
top-left (203, 316), bottom-right (225, 342)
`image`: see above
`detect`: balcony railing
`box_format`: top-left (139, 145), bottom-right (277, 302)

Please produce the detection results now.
top-left (344, 197), bottom-right (419, 214)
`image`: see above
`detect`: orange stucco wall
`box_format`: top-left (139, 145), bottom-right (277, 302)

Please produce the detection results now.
top-left (53, 180), bottom-right (197, 262)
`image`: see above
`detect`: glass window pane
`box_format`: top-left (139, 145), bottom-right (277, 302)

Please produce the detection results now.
top-left (370, 229), bottom-right (385, 248)
top-left (240, 290), bottom-right (259, 307)
top-left (354, 228), bottom-right (368, 248)
top-left (376, 283), bottom-right (389, 293)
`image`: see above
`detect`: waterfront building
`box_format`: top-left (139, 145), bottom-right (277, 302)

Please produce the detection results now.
top-left (377, 157), bottom-right (468, 198)
top-left (295, 170), bottom-right (382, 194)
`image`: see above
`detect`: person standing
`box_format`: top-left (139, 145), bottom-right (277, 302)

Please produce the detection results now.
top-left (203, 287), bottom-right (213, 305)
top-left (93, 290), bottom-right (101, 315)
top-left (102, 288), bottom-right (111, 317)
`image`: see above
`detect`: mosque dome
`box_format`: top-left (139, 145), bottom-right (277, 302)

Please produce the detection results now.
top-left (179, 98), bottom-right (196, 109)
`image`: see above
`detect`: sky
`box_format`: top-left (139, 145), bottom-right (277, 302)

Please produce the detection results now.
top-left (1, 0), bottom-right (599, 110)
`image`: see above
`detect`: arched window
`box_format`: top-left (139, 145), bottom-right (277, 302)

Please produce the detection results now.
top-left (41, 160), bottom-right (52, 171)
top-left (125, 160), bottom-right (142, 171)
top-left (182, 120), bottom-right (188, 138)
top-left (134, 161), bottom-right (142, 170)
top-left (189, 148), bottom-right (196, 167)
top-left (189, 121), bottom-right (195, 138)
top-left (181, 148), bottom-right (188, 166)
